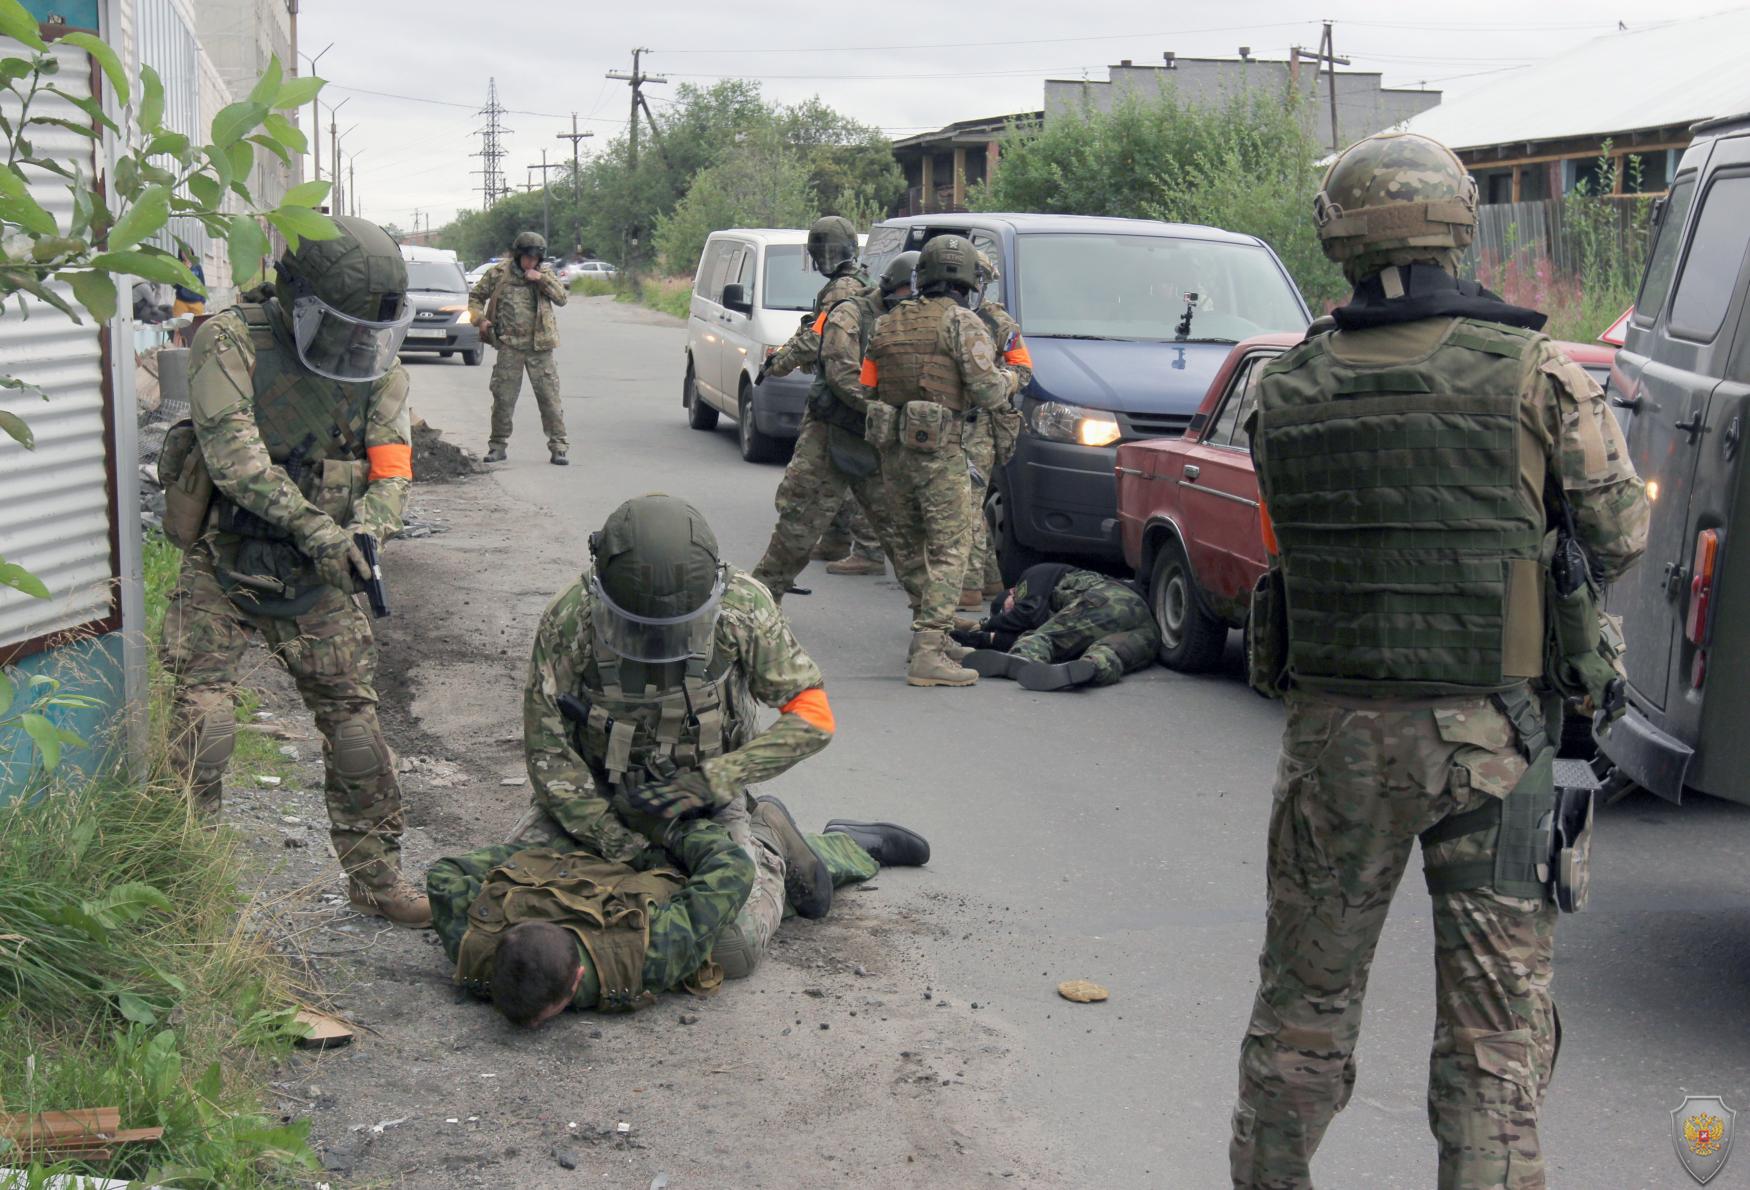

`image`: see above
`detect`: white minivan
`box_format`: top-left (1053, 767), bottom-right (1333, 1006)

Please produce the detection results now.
top-left (682, 228), bottom-right (835, 462)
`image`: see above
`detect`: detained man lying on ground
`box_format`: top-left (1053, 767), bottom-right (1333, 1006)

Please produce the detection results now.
top-left (951, 563), bottom-right (1161, 691)
top-left (428, 800), bottom-right (928, 1025)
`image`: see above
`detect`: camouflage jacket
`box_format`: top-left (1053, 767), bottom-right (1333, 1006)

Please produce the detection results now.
top-left (429, 818), bottom-right (753, 1011)
top-left (978, 301), bottom-right (1033, 398)
top-left (861, 295), bottom-right (1012, 414)
top-left (469, 261), bottom-right (568, 351)
top-left (767, 269), bottom-right (866, 378)
top-left (814, 286), bottom-right (884, 415)
top-left (524, 569), bottom-right (831, 862)
top-left (188, 304), bottom-right (412, 551)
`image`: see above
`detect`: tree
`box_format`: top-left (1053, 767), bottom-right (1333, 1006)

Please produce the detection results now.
top-left (654, 126), bottom-right (818, 274)
top-left (0, 1), bottom-right (338, 768)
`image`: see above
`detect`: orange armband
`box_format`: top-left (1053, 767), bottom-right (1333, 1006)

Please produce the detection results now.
top-left (780, 687), bottom-right (835, 734)
top-left (859, 358), bottom-right (878, 386)
top-left (367, 443), bottom-right (413, 481)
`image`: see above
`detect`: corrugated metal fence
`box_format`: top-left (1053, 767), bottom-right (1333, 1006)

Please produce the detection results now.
top-left (1458, 199), bottom-right (1653, 283)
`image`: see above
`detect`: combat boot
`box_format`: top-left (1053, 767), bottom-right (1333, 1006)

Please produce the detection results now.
top-left (958, 587), bottom-right (984, 608)
top-left (810, 536), bottom-right (851, 561)
top-left (823, 819), bottom-right (930, 866)
top-left (944, 639), bottom-right (974, 662)
top-left (982, 580), bottom-right (1007, 599)
top-left (907, 631), bottom-right (977, 687)
top-left (483, 444), bottom-right (507, 463)
top-left (1017, 657), bottom-right (1099, 692)
top-left (967, 649), bottom-right (1024, 680)
top-left (347, 874), bottom-right (433, 928)
top-left (549, 449), bottom-right (569, 466)
top-left (753, 796), bottom-right (832, 919)
top-left (825, 554), bottom-right (884, 576)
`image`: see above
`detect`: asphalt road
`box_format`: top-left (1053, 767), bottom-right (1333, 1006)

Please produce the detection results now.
top-left (392, 296), bottom-right (1750, 1188)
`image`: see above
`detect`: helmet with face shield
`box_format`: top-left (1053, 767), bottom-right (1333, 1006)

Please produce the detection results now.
top-left (588, 494), bottom-right (727, 665)
top-left (274, 215), bottom-right (412, 382)
top-left (805, 215), bottom-right (859, 276)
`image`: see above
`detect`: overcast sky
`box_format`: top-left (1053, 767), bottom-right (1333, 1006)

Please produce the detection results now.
top-left (297, 0), bottom-right (1744, 231)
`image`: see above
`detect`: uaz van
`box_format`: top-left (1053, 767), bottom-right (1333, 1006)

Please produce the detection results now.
top-left (1598, 112), bottom-right (1750, 804)
top-left (861, 214), bottom-right (1310, 579)
top-left (683, 228), bottom-right (837, 463)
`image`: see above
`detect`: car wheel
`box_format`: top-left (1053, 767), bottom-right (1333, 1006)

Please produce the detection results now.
top-left (685, 359), bottom-right (718, 430)
top-left (986, 481), bottom-right (1044, 585)
top-left (1150, 537), bottom-right (1227, 672)
top-left (463, 347), bottom-right (482, 366)
top-left (738, 381), bottom-right (783, 462)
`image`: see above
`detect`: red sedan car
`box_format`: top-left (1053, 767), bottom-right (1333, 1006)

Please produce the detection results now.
top-left (1117, 334), bottom-right (1616, 672)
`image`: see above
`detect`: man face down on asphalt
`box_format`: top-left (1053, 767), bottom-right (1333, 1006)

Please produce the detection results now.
top-left (1229, 131), bottom-right (1649, 1189)
top-left (955, 564), bottom-right (1160, 692)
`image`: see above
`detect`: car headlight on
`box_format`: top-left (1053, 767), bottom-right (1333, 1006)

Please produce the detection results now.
top-left (440, 304), bottom-right (471, 324)
top-left (1027, 399), bottom-right (1121, 447)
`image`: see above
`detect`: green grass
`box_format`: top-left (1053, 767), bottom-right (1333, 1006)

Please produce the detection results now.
top-left (569, 275), bottom-right (615, 297)
top-left (0, 532), bottom-right (318, 1185)
top-left (613, 274), bottom-right (692, 321)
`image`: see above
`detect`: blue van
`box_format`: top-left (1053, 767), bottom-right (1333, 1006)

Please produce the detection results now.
top-left (861, 214), bottom-right (1310, 577)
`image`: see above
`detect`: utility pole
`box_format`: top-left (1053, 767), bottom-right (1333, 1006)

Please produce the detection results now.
top-left (556, 113), bottom-right (594, 256)
top-left (473, 77), bottom-right (512, 208)
top-left (1300, 21), bottom-right (1350, 153)
top-left (300, 42), bottom-right (332, 188)
top-left (527, 149), bottom-right (563, 247)
top-left (606, 48), bottom-right (667, 267)
top-left (327, 99), bottom-right (349, 212)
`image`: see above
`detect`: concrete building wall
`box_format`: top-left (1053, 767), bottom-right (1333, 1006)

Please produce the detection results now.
top-left (1045, 59), bottom-right (1439, 152)
top-left (193, 0), bottom-right (298, 216)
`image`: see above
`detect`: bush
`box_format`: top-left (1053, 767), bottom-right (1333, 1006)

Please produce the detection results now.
top-left (570, 276), bottom-right (616, 297)
top-left (616, 276), bottom-right (693, 321)
top-left (653, 126), bottom-right (819, 275)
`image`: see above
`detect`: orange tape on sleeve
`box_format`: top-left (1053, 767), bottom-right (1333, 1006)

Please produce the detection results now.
top-left (781, 687), bottom-right (835, 734)
top-left (1258, 502), bottom-right (1279, 555)
top-left (812, 311), bottom-right (828, 335)
top-left (859, 358), bottom-right (878, 386)
top-left (367, 443), bottom-right (413, 481)
top-left (1005, 337), bottom-right (1033, 369)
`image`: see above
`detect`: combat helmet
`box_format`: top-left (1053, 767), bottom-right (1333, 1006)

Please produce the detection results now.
top-left (1314, 131), bottom-right (1478, 283)
top-left (512, 230), bottom-right (547, 258)
top-left (974, 248), bottom-right (1001, 286)
top-left (806, 215), bottom-right (859, 276)
top-left (879, 250), bottom-right (919, 308)
top-left (588, 494), bottom-right (728, 664)
top-left (273, 214), bottom-right (411, 382)
top-left (915, 234), bottom-right (979, 294)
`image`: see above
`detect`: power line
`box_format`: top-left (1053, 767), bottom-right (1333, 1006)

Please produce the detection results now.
top-left (473, 77), bottom-right (511, 208)
top-left (326, 82), bottom-right (622, 122)
top-left (652, 21), bottom-right (1312, 54)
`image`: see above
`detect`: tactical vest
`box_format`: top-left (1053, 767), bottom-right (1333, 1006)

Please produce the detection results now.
top-left (867, 296), bottom-right (966, 412)
top-left (209, 302), bottom-right (376, 616)
top-left (808, 288), bottom-right (884, 434)
top-left (1255, 318), bottom-right (1548, 695)
top-left (453, 849), bottom-right (685, 1012)
top-left (565, 618), bottom-right (756, 790)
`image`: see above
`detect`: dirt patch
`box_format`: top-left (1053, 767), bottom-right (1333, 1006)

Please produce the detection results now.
top-left (412, 419), bottom-right (482, 483)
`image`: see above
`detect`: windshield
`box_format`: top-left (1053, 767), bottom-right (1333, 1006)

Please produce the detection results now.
top-left (762, 245), bottom-right (818, 311)
top-left (1014, 233), bottom-right (1306, 341)
top-left (405, 260), bottom-right (464, 293)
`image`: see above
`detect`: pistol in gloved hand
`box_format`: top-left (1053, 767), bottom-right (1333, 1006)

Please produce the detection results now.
top-left (615, 760), bottom-right (720, 822)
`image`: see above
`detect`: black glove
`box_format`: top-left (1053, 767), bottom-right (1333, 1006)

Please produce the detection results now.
top-left (950, 627), bottom-right (994, 648)
top-left (616, 768), bottom-right (717, 822)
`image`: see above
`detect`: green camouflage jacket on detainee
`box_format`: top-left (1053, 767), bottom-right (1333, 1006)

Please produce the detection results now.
top-left (188, 304), bottom-right (412, 548)
top-left (767, 270), bottom-right (865, 378)
top-left (524, 569), bottom-right (831, 862)
top-left (429, 818), bottom-right (754, 1011)
top-left (468, 261), bottom-right (568, 351)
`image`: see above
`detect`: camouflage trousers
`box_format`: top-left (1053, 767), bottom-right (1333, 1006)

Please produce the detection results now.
top-left (962, 418), bottom-right (1002, 593)
top-left (159, 551), bottom-right (405, 886)
top-left (489, 345), bottom-right (568, 451)
top-left (502, 800), bottom-right (876, 988)
top-left (1008, 582), bottom-right (1158, 686)
top-left (820, 498), bottom-right (884, 562)
top-left (884, 435), bottom-right (976, 634)
top-left (750, 414), bottom-right (914, 601)
top-left (1232, 689), bottom-right (1558, 1190)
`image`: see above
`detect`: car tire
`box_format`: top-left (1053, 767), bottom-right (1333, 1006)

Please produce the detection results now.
top-left (986, 481), bottom-right (1044, 585)
top-left (1150, 537), bottom-right (1227, 672)
top-left (738, 381), bottom-right (783, 463)
top-left (462, 347), bottom-right (482, 366)
top-left (685, 359), bottom-right (718, 431)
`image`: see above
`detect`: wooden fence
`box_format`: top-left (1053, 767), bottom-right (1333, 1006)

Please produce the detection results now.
top-left (1458, 198), bottom-right (1653, 283)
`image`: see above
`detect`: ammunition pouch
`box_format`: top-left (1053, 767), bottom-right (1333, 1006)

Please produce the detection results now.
top-left (1246, 568), bottom-right (1289, 699)
top-left (864, 402), bottom-right (898, 450)
top-left (310, 457), bottom-right (370, 523)
top-left (898, 401), bottom-right (952, 453)
top-left (826, 423), bottom-right (880, 478)
top-left (157, 419), bottom-right (214, 551)
top-left (1544, 574), bottom-right (1626, 720)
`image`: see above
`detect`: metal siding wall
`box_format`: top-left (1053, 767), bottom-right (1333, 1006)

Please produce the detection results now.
top-left (0, 40), bottom-right (114, 650)
top-left (137, 0), bottom-right (208, 260)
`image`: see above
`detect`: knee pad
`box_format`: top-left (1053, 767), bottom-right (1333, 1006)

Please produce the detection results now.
top-left (175, 690), bottom-right (236, 776)
top-left (330, 719), bottom-right (390, 783)
top-left (712, 917), bottom-right (763, 981)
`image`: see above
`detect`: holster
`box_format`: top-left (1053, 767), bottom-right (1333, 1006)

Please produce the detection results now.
top-left (1246, 568), bottom-right (1289, 699)
top-left (157, 419), bottom-right (214, 551)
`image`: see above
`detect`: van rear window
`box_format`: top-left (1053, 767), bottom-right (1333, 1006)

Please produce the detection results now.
top-left (1667, 175), bottom-right (1750, 342)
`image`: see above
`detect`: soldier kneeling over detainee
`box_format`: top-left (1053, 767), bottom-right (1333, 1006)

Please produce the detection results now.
top-left (428, 805), bottom-right (927, 1024)
top-left (954, 563), bottom-right (1160, 691)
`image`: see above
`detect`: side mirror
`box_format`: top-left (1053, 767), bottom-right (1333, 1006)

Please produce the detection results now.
top-left (721, 283), bottom-right (752, 315)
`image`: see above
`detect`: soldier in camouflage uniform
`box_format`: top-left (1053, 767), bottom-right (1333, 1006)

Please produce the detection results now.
top-left (515, 494), bottom-right (848, 978)
top-left (158, 216), bottom-right (430, 926)
top-left (961, 250), bottom-right (1030, 604)
top-left (750, 221), bottom-right (914, 601)
top-left (1229, 132), bottom-right (1650, 1189)
top-left (468, 230), bottom-right (570, 465)
top-left (959, 563), bottom-right (1159, 691)
top-left (860, 235), bottom-right (1012, 686)
top-left (427, 808), bottom-right (926, 1023)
